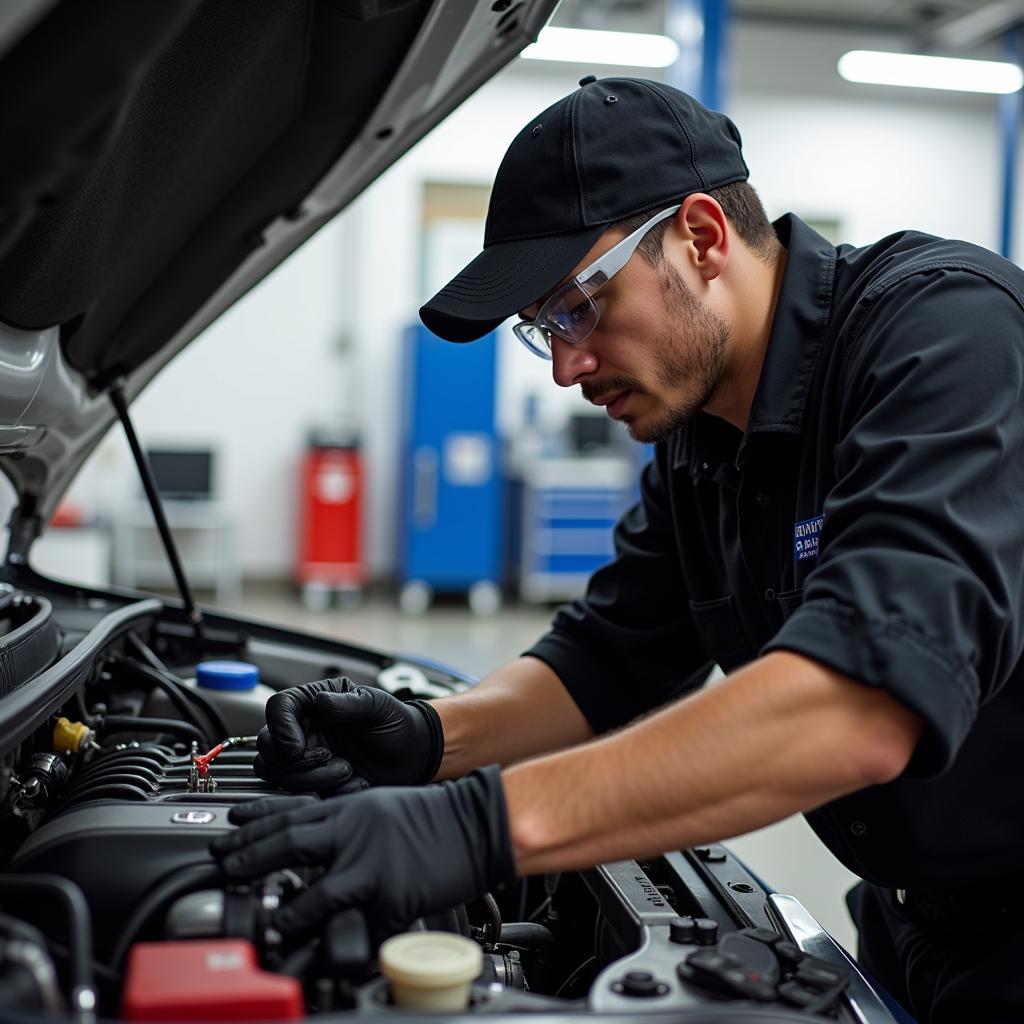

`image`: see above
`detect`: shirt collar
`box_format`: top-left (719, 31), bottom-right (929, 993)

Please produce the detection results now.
top-left (744, 213), bottom-right (837, 437)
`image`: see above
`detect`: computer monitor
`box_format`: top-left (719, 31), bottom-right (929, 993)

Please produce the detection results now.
top-left (146, 448), bottom-right (214, 500)
top-left (568, 414), bottom-right (614, 453)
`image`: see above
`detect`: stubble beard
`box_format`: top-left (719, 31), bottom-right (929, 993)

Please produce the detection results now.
top-left (623, 261), bottom-right (731, 444)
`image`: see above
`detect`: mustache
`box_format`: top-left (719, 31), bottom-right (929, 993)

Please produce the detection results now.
top-left (581, 378), bottom-right (644, 404)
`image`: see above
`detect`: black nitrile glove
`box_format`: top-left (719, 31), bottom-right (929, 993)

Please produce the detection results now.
top-left (210, 765), bottom-right (514, 943)
top-left (254, 677), bottom-right (444, 793)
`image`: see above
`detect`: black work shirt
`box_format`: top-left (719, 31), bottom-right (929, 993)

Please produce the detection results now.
top-left (526, 214), bottom-right (1024, 890)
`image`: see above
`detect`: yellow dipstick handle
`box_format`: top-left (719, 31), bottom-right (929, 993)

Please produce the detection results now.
top-left (53, 717), bottom-right (93, 754)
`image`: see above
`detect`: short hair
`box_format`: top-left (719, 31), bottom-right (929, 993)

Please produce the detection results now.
top-left (613, 181), bottom-right (781, 265)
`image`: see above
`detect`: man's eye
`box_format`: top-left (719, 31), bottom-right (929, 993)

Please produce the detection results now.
top-left (569, 302), bottom-right (589, 323)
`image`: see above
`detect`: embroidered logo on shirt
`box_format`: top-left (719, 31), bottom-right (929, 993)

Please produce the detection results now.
top-left (794, 513), bottom-right (825, 561)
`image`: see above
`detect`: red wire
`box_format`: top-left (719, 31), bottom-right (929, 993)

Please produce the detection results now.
top-left (193, 742), bottom-right (225, 776)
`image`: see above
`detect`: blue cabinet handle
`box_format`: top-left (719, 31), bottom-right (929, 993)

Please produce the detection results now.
top-left (412, 447), bottom-right (438, 530)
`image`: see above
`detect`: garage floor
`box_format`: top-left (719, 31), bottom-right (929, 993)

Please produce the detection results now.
top-left (234, 586), bottom-right (553, 682)
top-left (227, 584), bottom-right (860, 953)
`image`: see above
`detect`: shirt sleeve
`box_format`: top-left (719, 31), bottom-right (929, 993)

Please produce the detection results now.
top-left (763, 267), bottom-right (1024, 777)
top-left (525, 443), bottom-right (713, 734)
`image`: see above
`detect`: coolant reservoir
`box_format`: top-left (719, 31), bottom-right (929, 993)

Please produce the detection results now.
top-left (142, 660), bottom-right (276, 737)
top-left (194, 661), bottom-right (277, 735)
top-left (379, 932), bottom-right (482, 1010)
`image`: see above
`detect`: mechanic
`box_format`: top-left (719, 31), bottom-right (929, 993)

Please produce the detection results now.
top-left (212, 78), bottom-right (1024, 1023)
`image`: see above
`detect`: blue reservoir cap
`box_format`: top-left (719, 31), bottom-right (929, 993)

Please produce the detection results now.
top-left (196, 660), bottom-right (259, 691)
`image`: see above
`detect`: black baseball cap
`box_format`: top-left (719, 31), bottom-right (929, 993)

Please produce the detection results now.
top-left (419, 76), bottom-right (749, 343)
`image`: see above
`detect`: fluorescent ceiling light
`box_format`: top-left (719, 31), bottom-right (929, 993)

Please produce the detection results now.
top-left (838, 50), bottom-right (1024, 94)
top-left (521, 27), bottom-right (681, 69)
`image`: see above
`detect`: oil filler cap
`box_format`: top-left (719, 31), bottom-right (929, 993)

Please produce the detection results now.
top-left (196, 660), bottom-right (259, 691)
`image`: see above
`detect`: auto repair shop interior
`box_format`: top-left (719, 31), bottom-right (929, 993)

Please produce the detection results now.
top-left (0, 1), bottom-right (1018, 1023)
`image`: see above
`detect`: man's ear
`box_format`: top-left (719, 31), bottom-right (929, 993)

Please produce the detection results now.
top-left (675, 193), bottom-right (728, 282)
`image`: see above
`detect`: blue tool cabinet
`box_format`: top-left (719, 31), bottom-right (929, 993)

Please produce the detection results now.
top-left (519, 456), bottom-right (635, 602)
top-left (397, 324), bottom-right (503, 613)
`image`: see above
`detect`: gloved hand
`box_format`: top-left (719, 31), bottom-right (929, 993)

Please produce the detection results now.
top-left (210, 765), bottom-right (514, 943)
top-left (254, 677), bottom-right (445, 794)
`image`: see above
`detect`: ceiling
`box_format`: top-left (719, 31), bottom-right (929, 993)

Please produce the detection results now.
top-left (553, 0), bottom-right (1024, 51)
top-left (735, 0), bottom-right (981, 29)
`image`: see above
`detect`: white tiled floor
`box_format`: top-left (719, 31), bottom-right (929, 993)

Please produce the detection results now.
top-left (226, 586), bottom-right (859, 951)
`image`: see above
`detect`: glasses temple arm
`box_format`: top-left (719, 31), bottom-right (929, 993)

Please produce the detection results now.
top-left (578, 203), bottom-right (681, 285)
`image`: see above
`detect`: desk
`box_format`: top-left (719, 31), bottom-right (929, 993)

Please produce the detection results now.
top-left (112, 500), bottom-right (242, 606)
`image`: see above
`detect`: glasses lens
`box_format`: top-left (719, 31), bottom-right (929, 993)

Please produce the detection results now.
top-left (544, 283), bottom-right (599, 344)
top-left (513, 322), bottom-right (552, 360)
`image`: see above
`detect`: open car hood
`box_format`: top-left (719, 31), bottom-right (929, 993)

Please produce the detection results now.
top-left (0, 0), bottom-right (557, 559)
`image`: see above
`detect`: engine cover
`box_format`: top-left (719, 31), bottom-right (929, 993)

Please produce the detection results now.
top-left (11, 801), bottom-right (245, 960)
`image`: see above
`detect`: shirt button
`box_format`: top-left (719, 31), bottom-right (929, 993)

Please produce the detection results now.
top-left (755, 493), bottom-right (769, 507)
top-left (764, 588), bottom-right (776, 601)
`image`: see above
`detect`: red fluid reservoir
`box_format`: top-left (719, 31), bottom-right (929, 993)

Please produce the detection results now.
top-left (121, 939), bottom-right (304, 1021)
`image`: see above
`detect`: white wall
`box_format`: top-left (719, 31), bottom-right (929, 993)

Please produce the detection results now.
top-left (42, 17), bottom-right (1017, 582)
top-left (731, 22), bottom-right (1003, 248)
top-left (44, 211), bottom-right (360, 579)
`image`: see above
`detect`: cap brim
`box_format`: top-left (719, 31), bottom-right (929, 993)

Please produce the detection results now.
top-left (419, 225), bottom-right (606, 343)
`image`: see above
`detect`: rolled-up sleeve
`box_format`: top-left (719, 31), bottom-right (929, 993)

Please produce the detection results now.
top-left (764, 268), bottom-right (1024, 776)
top-left (526, 443), bottom-right (713, 733)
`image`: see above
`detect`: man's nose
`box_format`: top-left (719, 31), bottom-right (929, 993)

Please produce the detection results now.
top-left (550, 336), bottom-right (598, 388)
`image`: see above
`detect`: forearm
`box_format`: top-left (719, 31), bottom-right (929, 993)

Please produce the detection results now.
top-left (503, 650), bottom-right (923, 875)
top-left (431, 656), bottom-right (595, 780)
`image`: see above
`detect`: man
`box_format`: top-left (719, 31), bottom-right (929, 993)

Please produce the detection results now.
top-left (212, 78), bottom-right (1024, 1022)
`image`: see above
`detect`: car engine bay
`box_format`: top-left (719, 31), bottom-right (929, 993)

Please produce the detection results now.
top-left (0, 581), bottom-right (895, 1023)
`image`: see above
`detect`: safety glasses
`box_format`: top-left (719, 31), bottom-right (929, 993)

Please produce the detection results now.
top-left (512, 204), bottom-right (681, 360)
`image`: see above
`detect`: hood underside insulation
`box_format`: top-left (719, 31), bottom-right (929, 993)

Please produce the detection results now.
top-left (0, 0), bottom-right (429, 386)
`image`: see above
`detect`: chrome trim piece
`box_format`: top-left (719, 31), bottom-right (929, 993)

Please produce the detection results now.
top-left (767, 893), bottom-right (897, 1024)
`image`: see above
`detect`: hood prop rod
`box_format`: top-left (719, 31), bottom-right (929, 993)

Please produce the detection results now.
top-left (108, 382), bottom-right (204, 638)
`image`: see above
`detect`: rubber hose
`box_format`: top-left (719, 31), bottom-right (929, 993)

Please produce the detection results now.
top-left (177, 682), bottom-right (231, 744)
top-left (0, 963), bottom-right (47, 1012)
top-left (0, 874), bottom-right (94, 1012)
top-left (109, 863), bottom-right (223, 971)
top-left (101, 715), bottom-right (206, 747)
top-left (119, 660), bottom-right (204, 732)
top-left (114, 659), bottom-right (218, 746)
top-left (496, 922), bottom-right (556, 952)
top-left (125, 652), bottom-right (232, 741)
top-left (0, 910), bottom-right (51, 950)
top-left (125, 636), bottom-right (232, 742)
top-left (482, 893), bottom-right (502, 945)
